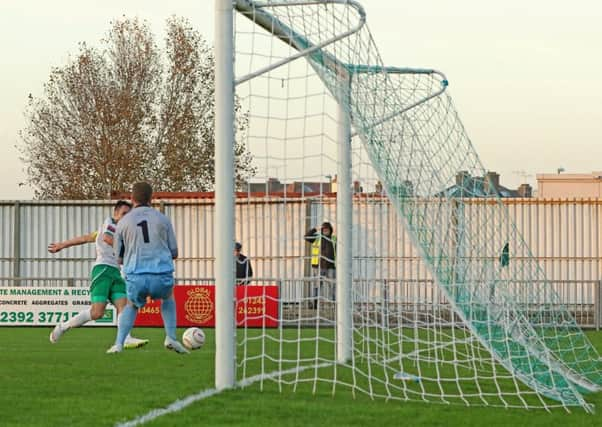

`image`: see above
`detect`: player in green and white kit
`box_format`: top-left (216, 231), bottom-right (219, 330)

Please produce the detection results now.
top-left (48, 200), bottom-right (148, 349)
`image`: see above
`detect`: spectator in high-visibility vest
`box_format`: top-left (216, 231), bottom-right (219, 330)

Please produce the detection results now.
top-left (304, 222), bottom-right (336, 308)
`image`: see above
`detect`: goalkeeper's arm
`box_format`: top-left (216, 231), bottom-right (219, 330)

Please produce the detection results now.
top-left (48, 232), bottom-right (97, 253)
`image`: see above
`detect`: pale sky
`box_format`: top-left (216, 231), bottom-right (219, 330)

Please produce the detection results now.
top-left (0, 0), bottom-right (600, 199)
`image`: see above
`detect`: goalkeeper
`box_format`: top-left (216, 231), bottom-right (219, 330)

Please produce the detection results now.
top-left (107, 182), bottom-right (188, 354)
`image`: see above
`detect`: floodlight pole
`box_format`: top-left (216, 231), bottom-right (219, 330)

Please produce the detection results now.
top-left (336, 80), bottom-right (353, 364)
top-left (214, 0), bottom-right (236, 390)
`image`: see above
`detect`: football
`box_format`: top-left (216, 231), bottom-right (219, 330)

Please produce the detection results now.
top-left (182, 327), bottom-right (205, 350)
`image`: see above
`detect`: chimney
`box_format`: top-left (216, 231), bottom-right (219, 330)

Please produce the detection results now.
top-left (375, 181), bottom-right (383, 194)
top-left (517, 183), bottom-right (532, 198)
top-left (484, 171), bottom-right (500, 194)
top-left (456, 171), bottom-right (470, 186)
top-left (267, 177), bottom-right (282, 193)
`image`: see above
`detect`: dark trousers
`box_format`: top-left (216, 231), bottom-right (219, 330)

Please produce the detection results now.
top-left (310, 267), bottom-right (336, 306)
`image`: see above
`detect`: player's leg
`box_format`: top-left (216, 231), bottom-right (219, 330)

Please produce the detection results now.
top-left (111, 274), bottom-right (149, 350)
top-left (107, 302), bottom-right (138, 353)
top-left (49, 303), bottom-right (106, 343)
top-left (107, 274), bottom-right (147, 353)
top-left (111, 298), bottom-right (147, 349)
top-left (151, 274), bottom-right (188, 354)
top-left (50, 265), bottom-right (111, 343)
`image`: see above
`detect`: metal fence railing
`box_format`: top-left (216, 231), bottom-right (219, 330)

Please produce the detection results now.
top-left (1, 198), bottom-right (600, 289)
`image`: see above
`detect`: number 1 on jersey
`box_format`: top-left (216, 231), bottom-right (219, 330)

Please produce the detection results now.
top-left (137, 220), bottom-right (150, 243)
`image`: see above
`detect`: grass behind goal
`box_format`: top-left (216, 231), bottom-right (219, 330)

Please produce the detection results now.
top-left (1, 328), bottom-right (602, 426)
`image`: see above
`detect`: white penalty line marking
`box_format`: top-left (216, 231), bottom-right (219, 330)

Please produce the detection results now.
top-left (115, 362), bottom-right (333, 427)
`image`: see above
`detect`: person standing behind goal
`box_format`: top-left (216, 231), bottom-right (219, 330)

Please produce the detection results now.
top-left (234, 242), bottom-right (253, 285)
top-left (106, 182), bottom-right (188, 354)
top-left (304, 221), bottom-right (336, 308)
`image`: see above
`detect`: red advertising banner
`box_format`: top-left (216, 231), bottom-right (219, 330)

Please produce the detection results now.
top-left (134, 285), bottom-right (279, 328)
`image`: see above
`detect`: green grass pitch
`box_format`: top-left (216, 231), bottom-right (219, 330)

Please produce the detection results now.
top-left (0, 327), bottom-right (601, 426)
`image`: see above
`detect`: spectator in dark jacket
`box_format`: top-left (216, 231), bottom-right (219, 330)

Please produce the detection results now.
top-left (234, 242), bottom-right (253, 285)
top-left (304, 222), bottom-right (336, 307)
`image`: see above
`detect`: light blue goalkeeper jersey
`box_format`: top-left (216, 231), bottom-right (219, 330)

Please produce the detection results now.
top-left (114, 205), bottom-right (178, 275)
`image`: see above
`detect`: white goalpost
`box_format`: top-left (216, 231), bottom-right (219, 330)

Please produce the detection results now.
top-left (214, 0), bottom-right (236, 390)
top-left (335, 91), bottom-right (353, 364)
top-left (213, 0), bottom-right (602, 411)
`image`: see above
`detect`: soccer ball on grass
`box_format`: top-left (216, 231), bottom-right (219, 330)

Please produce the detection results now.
top-left (182, 327), bottom-right (205, 350)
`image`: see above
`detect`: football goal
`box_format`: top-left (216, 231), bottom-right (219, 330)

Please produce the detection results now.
top-left (212, 0), bottom-right (602, 412)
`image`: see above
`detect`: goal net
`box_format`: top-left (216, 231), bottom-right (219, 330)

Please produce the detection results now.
top-left (230, 0), bottom-right (602, 411)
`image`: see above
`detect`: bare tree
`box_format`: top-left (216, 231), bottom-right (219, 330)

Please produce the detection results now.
top-left (20, 17), bottom-right (255, 199)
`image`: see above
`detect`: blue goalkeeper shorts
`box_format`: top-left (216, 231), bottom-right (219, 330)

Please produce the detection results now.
top-left (126, 273), bottom-right (174, 308)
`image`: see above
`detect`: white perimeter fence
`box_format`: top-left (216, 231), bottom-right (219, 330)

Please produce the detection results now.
top-left (0, 197), bottom-right (600, 327)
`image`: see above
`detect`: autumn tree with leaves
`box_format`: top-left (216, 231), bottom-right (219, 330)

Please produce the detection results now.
top-left (20, 17), bottom-right (254, 199)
